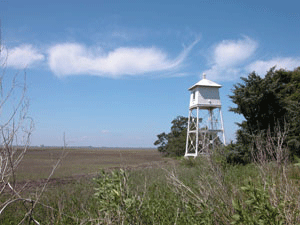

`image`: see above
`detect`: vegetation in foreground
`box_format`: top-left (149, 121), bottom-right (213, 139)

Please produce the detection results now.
top-left (1, 142), bottom-right (300, 224)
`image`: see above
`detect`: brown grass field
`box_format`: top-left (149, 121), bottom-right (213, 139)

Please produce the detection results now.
top-left (15, 147), bottom-right (169, 181)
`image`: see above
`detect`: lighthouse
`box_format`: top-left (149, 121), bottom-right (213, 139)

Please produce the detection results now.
top-left (185, 73), bottom-right (226, 157)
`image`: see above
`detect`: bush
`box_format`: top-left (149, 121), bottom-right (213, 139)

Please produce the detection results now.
top-left (93, 169), bottom-right (139, 224)
top-left (232, 180), bottom-right (284, 225)
top-left (154, 116), bottom-right (188, 157)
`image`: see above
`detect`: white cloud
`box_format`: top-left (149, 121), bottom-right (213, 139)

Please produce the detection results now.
top-left (1, 45), bottom-right (45, 69)
top-left (204, 37), bottom-right (300, 81)
top-left (48, 40), bottom-right (198, 77)
top-left (246, 57), bottom-right (300, 75)
top-left (204, 36), bottom-right (258, 80)
top-left (214, 36), bottom-right (257, 67)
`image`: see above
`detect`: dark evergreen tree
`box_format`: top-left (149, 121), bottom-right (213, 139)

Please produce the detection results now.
top-left (229, 67), bottom-right (300, 160)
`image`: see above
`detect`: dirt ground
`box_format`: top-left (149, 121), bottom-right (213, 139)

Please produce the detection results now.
top-left (15, 147), bottom-right (170, 181)
top-left (9, 147), bottom-right (172, 192)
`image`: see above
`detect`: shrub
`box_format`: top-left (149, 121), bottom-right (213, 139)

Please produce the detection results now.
top-left (231, 180), bottom-right (284, 225)
top-left (93, 169), bottom-right (139, 224)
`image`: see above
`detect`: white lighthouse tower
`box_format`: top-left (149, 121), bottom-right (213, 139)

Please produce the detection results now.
top-left (185, 73), bottom-right (226, 157)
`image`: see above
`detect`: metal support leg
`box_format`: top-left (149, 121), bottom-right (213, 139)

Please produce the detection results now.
top-left (219, 107), bottom-right (226, 145)
top-left (185, 110), bottom-right (192, 157)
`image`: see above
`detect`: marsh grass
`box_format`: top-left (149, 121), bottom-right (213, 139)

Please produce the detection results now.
top-left (1, 147), bottom-right (300, 224)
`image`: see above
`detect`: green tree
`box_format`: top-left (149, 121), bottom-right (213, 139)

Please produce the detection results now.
top-left (229, 67), bottom-right (300, 160)
top-left (154, 116), bottom-right (188, 156)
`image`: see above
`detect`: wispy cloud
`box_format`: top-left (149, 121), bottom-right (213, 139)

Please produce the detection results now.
top-left (48, 40), bottom-right (199, 78)
top-left (246, 57), bottom-right (300, 75)
top-left (204, 36), bottom-right (258, 80)
top-left (1, 45), bottom-right (45, 69)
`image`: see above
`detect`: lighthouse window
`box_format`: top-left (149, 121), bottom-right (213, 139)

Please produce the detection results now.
top-left (192, 91), bottom-right (195, 100)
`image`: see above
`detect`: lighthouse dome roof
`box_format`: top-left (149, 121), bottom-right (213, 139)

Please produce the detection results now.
top-left (188, 74), bottom-right (222, 90)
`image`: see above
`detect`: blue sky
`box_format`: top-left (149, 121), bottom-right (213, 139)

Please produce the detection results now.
top-left (1, 0), bottom-right (300, 147)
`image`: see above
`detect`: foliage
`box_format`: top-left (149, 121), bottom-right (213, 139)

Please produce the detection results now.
top-left (93, 169), bottom-right (139, 224)
top-left (294, 155), bottom-right (300, 167)
top-left (154, 116), bottom-right (188, 156)
top-left (93, 168), bottom-right (203, 224)
top-left (229, 67), bottom-right (300, 160)
top-left (231, 180), bottom-right (284, 225)
top-left (224, 142), bottom-right (250, 165)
